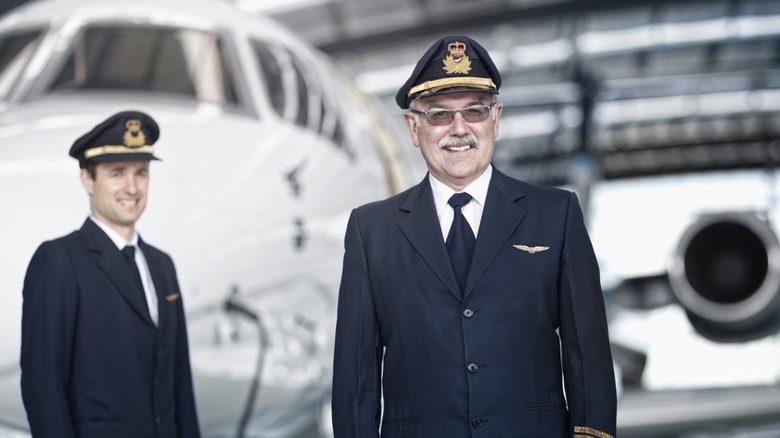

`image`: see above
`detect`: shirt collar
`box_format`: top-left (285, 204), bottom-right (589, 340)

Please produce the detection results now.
top-left (429, 164), bottom-right (492, 215)
top-left (89, 215), bottom-right (139, 250)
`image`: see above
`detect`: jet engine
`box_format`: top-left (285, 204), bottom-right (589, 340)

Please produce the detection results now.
top-left (668, 212), bottom-right (780, 342)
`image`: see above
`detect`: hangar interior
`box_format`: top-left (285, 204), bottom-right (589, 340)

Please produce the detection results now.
top-left (251, 1), bottom-right (780, 435)
top-left (254, 0), bottom-right (780, 191)
top-left (1, 0), bottom-right (779, 436)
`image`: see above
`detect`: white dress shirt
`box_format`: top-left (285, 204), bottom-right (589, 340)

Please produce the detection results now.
top-left (429, 164), bottom-right (492, 241)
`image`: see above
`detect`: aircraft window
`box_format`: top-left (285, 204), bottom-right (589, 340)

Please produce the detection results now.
top-left (332, 118), bottom-right (346, 150)
top-left (50, 26), bottom-right (238, 105)
top-left (318, 99), bottom-right (327, 135)
top-left (252, 42), bottom-right (285, 118)
top-left (180, 31), bottom-right (238, 104)
top-left (320, 66), bottom-right (358, 157)
top-left (0, 30), bottom-right (42, 101)
top-left (319, 86), bottom-right (345, 150)
top-left (252, 41), bottom-right (316, 129)
top-left (289, 52), bottom-right (327, 133)
top-left (291, 61), bottom-right (309, 128)
top-left (252, 40), bottom-right (333, 140)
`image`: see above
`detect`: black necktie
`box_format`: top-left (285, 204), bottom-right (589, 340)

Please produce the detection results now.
top-left (446, 193), bottom-right (476, 293)
top-left (122, 245), bottom-right (145, 294)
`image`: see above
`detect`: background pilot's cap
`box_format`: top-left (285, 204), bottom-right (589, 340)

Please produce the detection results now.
top-left (69, 111), bottom-right (161, 168)
top-left (395, 35), bottom-right (501, 109)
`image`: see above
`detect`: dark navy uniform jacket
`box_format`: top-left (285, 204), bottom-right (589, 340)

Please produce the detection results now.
top-left (332, 168), bottom-right (616, 437)
top-left (21, 218), bottom-right (200, 438)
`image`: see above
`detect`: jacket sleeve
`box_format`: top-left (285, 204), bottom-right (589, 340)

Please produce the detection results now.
top-left (20, 241), bottom-right (78, 438)
top-left (558, 192), bottom-right (618, 438)
top-left (331, 209), bottom-right (382, 438)
top-left (162, 257), bottom-right (201, 438)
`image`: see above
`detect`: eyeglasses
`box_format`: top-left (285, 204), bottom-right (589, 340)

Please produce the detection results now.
top-left (410, 104), bottom-right (494, 126)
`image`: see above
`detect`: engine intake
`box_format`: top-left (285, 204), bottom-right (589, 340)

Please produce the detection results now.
top-left (669, 213), bottom-right (780, 342)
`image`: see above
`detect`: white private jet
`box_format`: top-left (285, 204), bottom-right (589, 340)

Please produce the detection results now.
top-left (0, 0), bottom-right (412, 436)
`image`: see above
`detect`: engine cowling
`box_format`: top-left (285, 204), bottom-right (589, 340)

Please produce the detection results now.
top-left (668, 212), bottom-right (780, 342)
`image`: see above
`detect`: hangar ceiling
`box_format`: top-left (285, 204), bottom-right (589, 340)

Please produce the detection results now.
top-left (3, 0), bottom-right (778, 188)
top-left (245, 0), bottom-right (780, 195)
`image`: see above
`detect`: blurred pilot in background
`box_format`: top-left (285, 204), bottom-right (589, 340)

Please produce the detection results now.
top-left (20, 111), bottom-right (201, 438)
top-left (332, 35), bottom-right (616, 437)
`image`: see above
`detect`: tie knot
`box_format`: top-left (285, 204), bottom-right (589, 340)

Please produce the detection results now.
top-left (448, 192), bottom-right (473, 210)
top-left (122, 245), bottom-right (136, 260)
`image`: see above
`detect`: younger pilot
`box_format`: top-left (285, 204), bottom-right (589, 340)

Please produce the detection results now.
top-left (20, 111), bottom-right (201, 438)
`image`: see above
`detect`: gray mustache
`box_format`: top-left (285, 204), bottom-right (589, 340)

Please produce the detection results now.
top-left (439, 134), bottom-right (478, 148)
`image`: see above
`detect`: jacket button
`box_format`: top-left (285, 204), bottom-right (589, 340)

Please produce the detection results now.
top-left (462, 308), bottom-right (474, 318)
top-left (467, 363), bottom-right (479, 373)
top-left (471, 416), bottom-right (483, 428)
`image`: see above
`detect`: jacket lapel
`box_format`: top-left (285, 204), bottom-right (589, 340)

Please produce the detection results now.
top-left (464, 169), bottom-right (526, 298)
top-left (398, 176), bottom-right (463, 301)
top-left (81, 219), bottom-right (155, 327)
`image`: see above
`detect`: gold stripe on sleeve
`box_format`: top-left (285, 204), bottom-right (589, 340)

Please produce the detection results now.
top-left (574, 426), bottom-right (614, 438)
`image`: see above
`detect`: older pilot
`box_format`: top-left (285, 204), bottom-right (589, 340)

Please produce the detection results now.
top-left (332, 36), bottom-right (617, 437)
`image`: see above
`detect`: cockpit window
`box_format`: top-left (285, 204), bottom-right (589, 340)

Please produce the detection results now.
top-left (251, 39), bottom-right (312, 129)
top-left (50, 26), bottom-right (238, 105)
top-left (252, 41), bottom-right (285, 118)
top-left (251, 40), bottom-right (326, 128)
top-left (0, 30), bottom-right (43, 101)
top-left (290, 58), bottom-right (309, 128)
top-left (250, 38), bottom-right (351, 156)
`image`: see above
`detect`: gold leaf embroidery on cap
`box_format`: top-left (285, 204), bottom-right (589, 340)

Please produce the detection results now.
top-left (442, 41), bottom-right (471, 74)
top-left (123, 119), bottom-right (147, 147)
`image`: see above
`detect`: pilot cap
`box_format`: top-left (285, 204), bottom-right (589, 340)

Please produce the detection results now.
top-left (70, 111), bottom-right (161, 168)
top-left (395, 35), bottom-right (501, 109)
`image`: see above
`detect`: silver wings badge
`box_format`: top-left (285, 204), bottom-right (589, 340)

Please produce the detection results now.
top-left (513, 244), bottom-right (550, 254)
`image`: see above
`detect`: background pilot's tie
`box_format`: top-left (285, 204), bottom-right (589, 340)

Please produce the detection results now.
top-left (122, 245), bottom-right (145, 294)
top-left (446, 192), bottom-right (476, 294)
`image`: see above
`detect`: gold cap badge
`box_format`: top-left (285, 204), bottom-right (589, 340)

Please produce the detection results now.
top-left (123, 119), bottom-right (147, 147)
top-left (442, 41), bottom-right (472, 74)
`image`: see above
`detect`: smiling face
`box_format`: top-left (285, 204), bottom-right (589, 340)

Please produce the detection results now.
top-left (403, 91), bottom-right (502, 191)
top-left (81, 160), bottom-right (150, 241)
